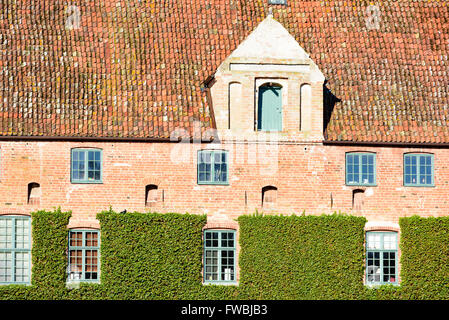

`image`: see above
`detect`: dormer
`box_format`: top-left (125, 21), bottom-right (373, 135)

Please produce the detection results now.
top-left (209, 14), bottom-right (325, 142)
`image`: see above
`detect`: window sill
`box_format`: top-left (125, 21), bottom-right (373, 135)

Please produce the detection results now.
top-left (71, 181), bottom-right (103, 184)
top-left (346, 184), bottom-right (377, 187)
top-left (66, 280), bottom-right (100, 288)
top-left (197, 182), bottom-right (230, 186)
top-left (202, 281), bottom-right (239, 286)
top-left (364, 283), bottom-right (400, 288)
top-left (403, 184), bottom-right (435, 188)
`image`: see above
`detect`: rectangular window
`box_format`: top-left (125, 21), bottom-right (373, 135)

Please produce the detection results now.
top-left (71, 149), bottom-right (102, 183)
top-left (346, 153), bottom-right (376, 186)
top-left (204, 230), bottom-right (236, 284)
top-left (366, 231), bottom-right (398, 285)
top-left (68, 230), bottom-right (100, 282)
top-left (0, 216), bottom-right (31, 284)
top-left (198, 150), bottom-right (229, 185)
top-left (404, 154), bottom-right (434, 187)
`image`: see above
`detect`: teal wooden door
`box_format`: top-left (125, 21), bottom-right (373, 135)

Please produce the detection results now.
top-left (257, 85), bottom-right (282, 131)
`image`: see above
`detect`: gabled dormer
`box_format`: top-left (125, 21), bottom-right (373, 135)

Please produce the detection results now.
top-left (210, 14), bottom-right (325, 142)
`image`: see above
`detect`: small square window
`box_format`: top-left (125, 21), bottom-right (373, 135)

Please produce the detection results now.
top-left (404, 154), bottom-right (434, 187)
top-left (198, 150), bottom-right (229, 185)
top-left (346, 153), bottom-right (376, 186)
top-left (71, 149), bottom-right (103, 183)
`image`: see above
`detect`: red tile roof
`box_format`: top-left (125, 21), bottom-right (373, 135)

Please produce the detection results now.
top-left (0, 1), bottom-right (448, 143)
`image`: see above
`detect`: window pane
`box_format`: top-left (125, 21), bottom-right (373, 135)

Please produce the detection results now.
top-left (383, 233), bottom-right (397, 250)
top-left (205, 232), bottom-right (219, 247)
top-left (85, 250), bottom-right (98, 280)
top-left (347, 154), bottom-right (353, 165)
top-left (15, 219), bottom-right (30, 249)
top-left (68, 249), bottom-right (83, 280)
top-left (366, 233), bottom-right (381, 249)
top-left (0, 252), bottom-right (12, 282)
top-left (221, 250), bottom-right (235, 281)
top-left (85, 232), bottom-right (98, 247)
top-left (0, 219), bottom-right (13, 249)
top-left (366, 251), bottom-right (380, 284)
top-left (198, 150), bottom-right (212, 183)
top-left (70, 232), bottom-right (83, 247)
top-left (204, 249), bottom-right (218, 281)
top-left (200, 152), bottom-right (211, 164)
top-left (405, 156), bottom-right (410, 165)
top-left (14, 252), bottom-right (30, 283)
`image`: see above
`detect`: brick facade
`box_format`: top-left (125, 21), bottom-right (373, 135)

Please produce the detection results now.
top-left (0, 140), bottom-right (447, 229)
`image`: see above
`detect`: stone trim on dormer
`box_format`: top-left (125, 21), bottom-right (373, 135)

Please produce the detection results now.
top-left (210, 14), bottom-right (325, 143)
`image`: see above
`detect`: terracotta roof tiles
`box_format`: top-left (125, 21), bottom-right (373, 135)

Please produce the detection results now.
top-left (0, 0), bottom-right (448, 143)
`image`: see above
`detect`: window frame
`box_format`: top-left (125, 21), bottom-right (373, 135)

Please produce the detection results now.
top-left (203, 229), bottom-right (237, 285)
top-left (70, 148), bottom-right (103, 184)
top-left (67, 229), bottom-right (100, 283)
top-left (197, 150), bottom-right (229, 185)
top-left (365, 231), bottom-right (398, 286)
top-left (0, 215), bottom-right (31, 285)
top-left (345, 152), bottom-right (377, 186)
top-left (403, 153), bottom-right (435, 187)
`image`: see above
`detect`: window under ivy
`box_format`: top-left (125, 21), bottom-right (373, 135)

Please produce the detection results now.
top-left (366, 231), bottom-right (398, 285)
top-left (0, 215), bottom-right (31, 285)
top-left (67, 229), bottom-right (100, 283)
top-left (203, 230), bottom-right (236, 284)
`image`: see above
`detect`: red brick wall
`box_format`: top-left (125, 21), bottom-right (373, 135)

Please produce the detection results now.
top-left (0, 141), bottom-right (447, 228)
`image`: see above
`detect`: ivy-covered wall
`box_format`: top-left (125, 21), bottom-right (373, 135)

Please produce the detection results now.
top-left (0, 209), bottom-right (71, 300)
top-left (1, 210), bottom-right (449, 300)
top-left (98, 211), bottom-right (206, 299)
top-left (238, 214), bottom-right (367, 299)
top-left (398, 216), bottom-right (449, 300)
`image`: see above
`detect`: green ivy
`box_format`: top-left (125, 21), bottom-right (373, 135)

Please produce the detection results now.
top-left (2, 210), bottom-right (449, 300)
top-left (238, 213), bottom-right (367, 299)
top-left (399, 216), bottom-right (449, 299)
top-left (0, 208), bottom-right (71, 300)
top-left (96, 210), bottom-right (207, 299)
